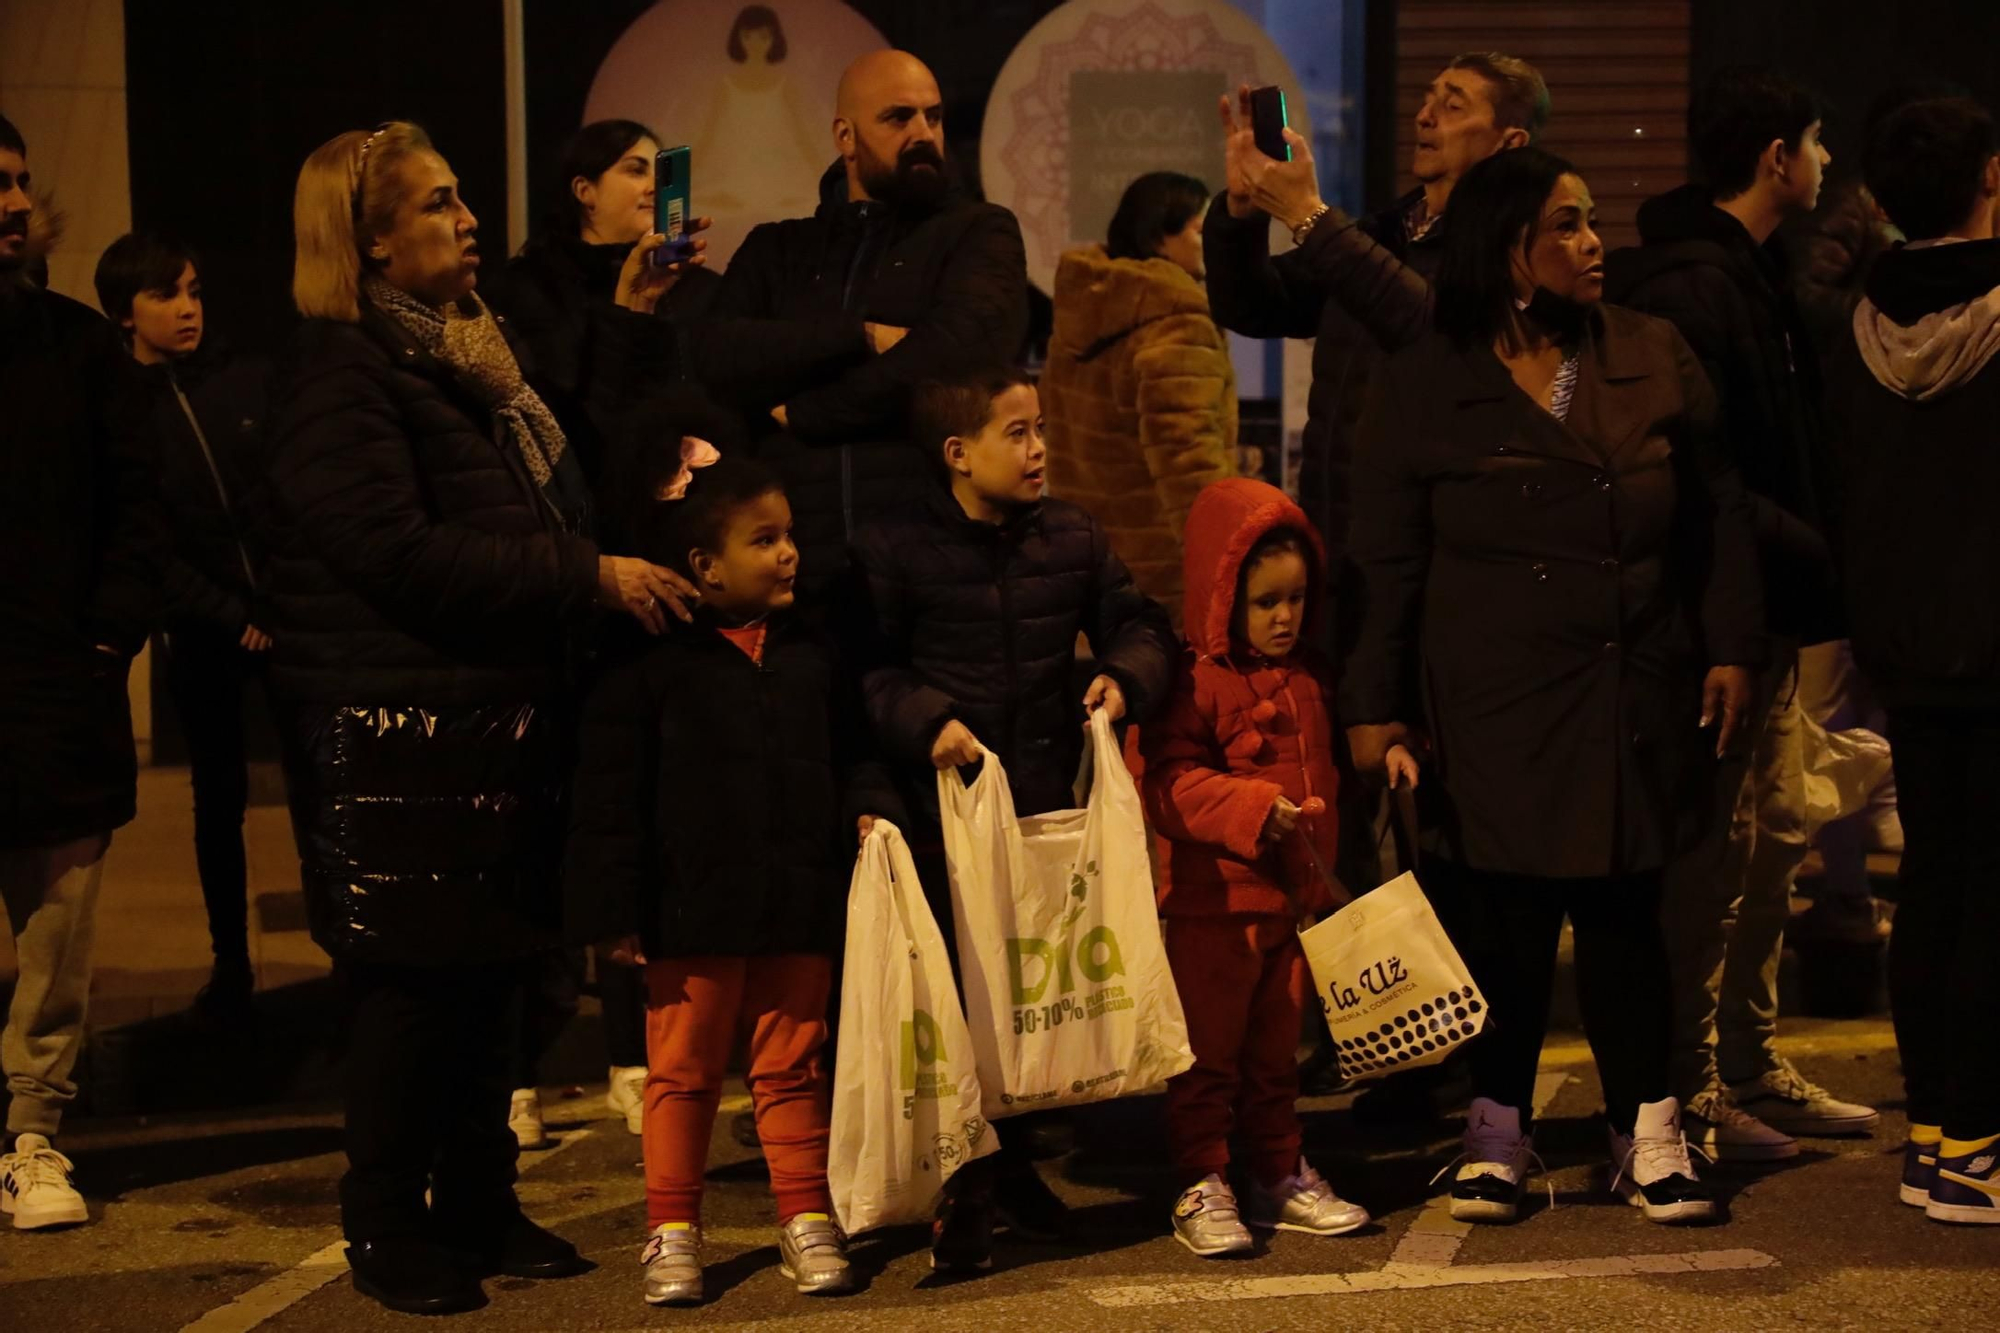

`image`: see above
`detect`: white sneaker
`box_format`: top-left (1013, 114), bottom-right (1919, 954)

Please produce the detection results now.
top-left (1242, 1157), bottom-right (1369, 1236)
top-left (606, 1066), bottom-right (646, 1136)
top-left (1434, 1098), bottom-right (1545, 1224)
top-left (1, 1134), bottom-right (88, 1230)
top-left (509, 1088), bottom-right (549, 1150)
top-left (1684, 1085), bottom-right (1799, 1162)
top-left (1727, 1059), bottom-right (1880, 1137)
top-left (1609, 1098), bottom-right (1719, 1225)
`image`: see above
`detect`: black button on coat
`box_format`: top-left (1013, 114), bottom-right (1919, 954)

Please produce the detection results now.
top-left (1340, 306), bottom-right (1765, 878)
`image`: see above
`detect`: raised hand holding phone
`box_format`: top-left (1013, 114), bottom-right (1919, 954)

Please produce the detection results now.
top-left (1219, 83), bottom-right (1324, 231)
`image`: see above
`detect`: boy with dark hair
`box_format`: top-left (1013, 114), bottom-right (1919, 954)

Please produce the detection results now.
top-left (1841, 95), bottom-right (2000, 1224)
top-left (846, 366), bottom-right (1176, 1271)
top-left (93, 232), bottom-right (273, 1022)
top-left (1606, 66), bottom-right (1879, 1165)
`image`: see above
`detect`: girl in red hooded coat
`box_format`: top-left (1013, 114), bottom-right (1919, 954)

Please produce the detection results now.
top-left (1141, 477), bottom-right (1371, 1257)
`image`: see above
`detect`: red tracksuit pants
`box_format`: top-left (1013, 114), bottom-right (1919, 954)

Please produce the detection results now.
top-left (642, 954), bottom-right (833, 1225)
top-left (1163, 914), bottom-right (1307, 1188)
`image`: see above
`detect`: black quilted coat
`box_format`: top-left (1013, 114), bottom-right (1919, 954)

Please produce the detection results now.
top-left (263, 298), bottom-right (600, 965)
top-left (846, 490), bottom-right (1177, 833)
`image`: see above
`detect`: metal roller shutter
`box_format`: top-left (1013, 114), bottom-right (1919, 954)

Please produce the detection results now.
top-left (1393, 1), bottom-right (1691, 248)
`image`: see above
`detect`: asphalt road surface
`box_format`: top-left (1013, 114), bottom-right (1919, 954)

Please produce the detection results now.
top-left (3, 1016), bottom-right (1993, 1331)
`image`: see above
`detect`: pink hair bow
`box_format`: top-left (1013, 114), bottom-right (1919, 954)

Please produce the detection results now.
top-left (659, 435), bottom-right (721, 501)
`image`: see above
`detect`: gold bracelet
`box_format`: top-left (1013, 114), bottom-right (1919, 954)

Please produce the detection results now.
top-left (1291, 203), bottom-right (1332, 246)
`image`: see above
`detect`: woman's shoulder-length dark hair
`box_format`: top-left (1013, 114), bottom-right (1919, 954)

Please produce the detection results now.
top-left (1105, 171), bottom-right (1211, 262)
top-left (728, 6), bottom-right (786, 62)
top-left (1432, 146), bottom-right (1582, 349)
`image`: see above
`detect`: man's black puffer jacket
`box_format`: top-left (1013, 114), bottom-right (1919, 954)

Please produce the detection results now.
top-left (1606, 184), bottom-right (1842, 643)
top-left (847, 489), bottom-right (1177, 832)
top-left (699, 161), bottom-right (1030, 591)
top-left (264, 300), bottom-right (600, 706)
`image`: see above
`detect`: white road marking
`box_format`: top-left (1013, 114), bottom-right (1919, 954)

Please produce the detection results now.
top-left (177, 1128), bottom-right (597, 1333)
top-left (1087, 1248), bottom-right (1778, 1307)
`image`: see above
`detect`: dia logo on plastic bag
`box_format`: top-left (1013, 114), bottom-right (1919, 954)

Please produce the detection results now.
top-left (1006, 860), bottom-right (1129, 1004)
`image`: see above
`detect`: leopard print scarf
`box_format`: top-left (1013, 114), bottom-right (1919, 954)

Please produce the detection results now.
top-left (364, 275), bottom-right (568, 488)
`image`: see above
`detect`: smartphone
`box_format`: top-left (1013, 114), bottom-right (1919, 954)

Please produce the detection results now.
top-left (651, 145), bottom-right (696, 267)
top-left (1249, 86), bottom-right (1292, 162)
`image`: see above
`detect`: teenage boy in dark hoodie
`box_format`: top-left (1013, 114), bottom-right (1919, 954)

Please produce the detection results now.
top-left (93, 232), bottom-right (272, 1022)
top-left (1606, 67), bottom-right (1879, 1165)
top-left (1839, 95), bottom-right (2000, 1226)
top-left (846, 365), bottom-right (1176, 1271)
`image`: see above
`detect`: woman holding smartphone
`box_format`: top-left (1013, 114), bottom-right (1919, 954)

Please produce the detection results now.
top-left (482, 120), bottom-right (722, 1150)
top-left (484, 119), bottom-right (715, 486)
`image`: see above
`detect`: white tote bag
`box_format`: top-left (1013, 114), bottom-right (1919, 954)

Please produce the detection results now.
top-left (938, 709), bottom-right (1193, 1120)
top-left (828, 820), bottom-right (996, 1235)
top-left (1298, 870), bottom-right (1487, 1083)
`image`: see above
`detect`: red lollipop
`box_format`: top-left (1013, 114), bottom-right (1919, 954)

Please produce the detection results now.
top-left (1299, 796), bottom-right (1327, 818)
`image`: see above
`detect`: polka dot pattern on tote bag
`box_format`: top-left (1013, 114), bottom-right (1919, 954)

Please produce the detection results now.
top-left (1333, 984), bottom-right (1483, 1077)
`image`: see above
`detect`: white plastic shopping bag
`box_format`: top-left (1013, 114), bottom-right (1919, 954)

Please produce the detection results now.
top-left (828, 819), bottom-right (996, 1235)
top-left (937, 709), bottom-right (1193, 1120)
top-left (1299, 871), bottom-right (1486, 1083)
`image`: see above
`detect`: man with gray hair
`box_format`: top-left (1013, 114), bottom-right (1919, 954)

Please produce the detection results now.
top-left (1205, 52), bottom-right (1550, 587)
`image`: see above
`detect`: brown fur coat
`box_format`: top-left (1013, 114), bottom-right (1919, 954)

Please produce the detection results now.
top-left (1043, 246), bottom-right (1236, 623)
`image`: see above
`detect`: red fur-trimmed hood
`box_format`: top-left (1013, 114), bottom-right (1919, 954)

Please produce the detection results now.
top-left (1180, 477), bottom-right (1325, 658)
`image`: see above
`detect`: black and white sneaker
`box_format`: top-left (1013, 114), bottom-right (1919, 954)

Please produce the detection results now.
top-left (1608, 1097), bottom-right (1719, 1225)
top-left (1433, 1098), bottom-right (1544, 1224)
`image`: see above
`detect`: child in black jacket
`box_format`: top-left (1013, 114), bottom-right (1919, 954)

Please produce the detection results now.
top-left (567, 442), bottom-right (890, 1308)
top-left (845, 365), bottom-right (1178, 1270)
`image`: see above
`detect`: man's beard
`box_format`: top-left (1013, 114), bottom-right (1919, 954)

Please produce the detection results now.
top-left (0, 215), bottom-right (28, 272)
top-left (857, 140), bottom-right (948, 213)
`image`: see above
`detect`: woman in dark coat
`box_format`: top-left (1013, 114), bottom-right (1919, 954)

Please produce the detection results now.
top-left (1340, 148), bottom-right (1761, 1229)
top-left (267, 121), bottom-right (693, 1316)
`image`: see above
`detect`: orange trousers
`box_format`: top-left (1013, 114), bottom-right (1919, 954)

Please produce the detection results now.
top-left (642, 954), bottom-right (833, 1225)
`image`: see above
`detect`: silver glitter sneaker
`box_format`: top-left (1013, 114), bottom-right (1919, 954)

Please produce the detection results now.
top-left (778, 1213), bottom-right (854, 1295)
top-left (1171, 1174), bottom-right (1254, 1257)
top-left (1242, 1157), bottom-right (1371, 1236)
top-left (640, 1222), bottom-right (702, 1306)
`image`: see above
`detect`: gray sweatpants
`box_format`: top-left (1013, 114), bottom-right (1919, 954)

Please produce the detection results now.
top-left (2, 833), bottom-right (108, 1138)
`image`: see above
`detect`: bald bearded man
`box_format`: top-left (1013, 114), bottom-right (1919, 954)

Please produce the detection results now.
top-left (697, 49), bottom-right (1029, 589)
